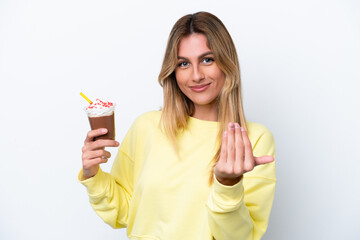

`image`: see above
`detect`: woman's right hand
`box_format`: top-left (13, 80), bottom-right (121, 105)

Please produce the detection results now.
top-left (81, 128), bottom-right (120, 180)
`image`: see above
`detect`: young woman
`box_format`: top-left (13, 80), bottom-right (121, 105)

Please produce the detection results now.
top-left (79, 11), bottom-right (276, 240)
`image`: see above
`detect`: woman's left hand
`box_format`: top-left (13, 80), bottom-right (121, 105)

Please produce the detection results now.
top-left (214, 122), bottom-right (274, 186)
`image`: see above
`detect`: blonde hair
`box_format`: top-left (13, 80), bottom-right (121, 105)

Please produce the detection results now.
top-left (158, 12), bottom-right (246, 184)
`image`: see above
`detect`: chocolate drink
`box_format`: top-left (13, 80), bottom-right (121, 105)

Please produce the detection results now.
top-left (84, 98), bottom-right (116, 141)
top-left (88, 113), bottom-right (115, 140)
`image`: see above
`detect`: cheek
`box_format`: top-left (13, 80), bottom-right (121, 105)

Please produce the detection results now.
top-left (219, 72), bottom-right (226, 87)
top-left (175, 70), bottom-right (180, 83)
top-left (175, 70), bottom-right (188, 88)
top-left (212, 68), bottom-right (226, 87)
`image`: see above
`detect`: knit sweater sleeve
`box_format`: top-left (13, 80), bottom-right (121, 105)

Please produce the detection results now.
top-left (206, 124), bottom-right (276, 240)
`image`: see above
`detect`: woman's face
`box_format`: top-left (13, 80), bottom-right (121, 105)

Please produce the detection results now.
top-left (175, 33), bottom-right (225, 113)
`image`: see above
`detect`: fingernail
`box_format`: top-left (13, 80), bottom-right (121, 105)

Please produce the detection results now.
top-left (223, 131), bottom-right (228, 137)
top-left (101, 128), bottom-right (107, 133)
top-left (240, 127), bottom-right (246, 132)
top-left (116, 141), bottom-right (120, 146)
top-left (228, 122), bottom-right (234, 129)
top-left (234, 123), bottom-right (240, 129)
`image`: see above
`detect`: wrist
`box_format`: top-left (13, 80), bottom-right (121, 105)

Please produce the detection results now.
top-left (216, 175), bottom-right (243, 186)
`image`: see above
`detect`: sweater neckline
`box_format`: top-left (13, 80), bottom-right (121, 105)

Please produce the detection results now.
top-left (187, 116), bottom-right (220, 130)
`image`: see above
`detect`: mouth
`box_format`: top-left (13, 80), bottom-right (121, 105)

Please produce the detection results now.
top-left (189, 83), bottom-right (211, 92)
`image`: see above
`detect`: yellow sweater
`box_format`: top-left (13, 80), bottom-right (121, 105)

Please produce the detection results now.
top-left (79, 111), bottom-right (276, 240)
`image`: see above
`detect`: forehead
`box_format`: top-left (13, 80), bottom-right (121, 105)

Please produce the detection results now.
top-left (177, 33), bottom-right (211, 57)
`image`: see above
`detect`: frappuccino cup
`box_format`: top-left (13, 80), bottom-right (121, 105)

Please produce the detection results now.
top-left (84, 98), bottom-right (115, 140)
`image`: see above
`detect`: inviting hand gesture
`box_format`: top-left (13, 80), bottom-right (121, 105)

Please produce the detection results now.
top-left (214, 122), bottom-right (274, 186)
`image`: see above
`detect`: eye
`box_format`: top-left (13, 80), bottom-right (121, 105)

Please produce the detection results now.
top-left (178, 61), bottom-right (189, 68)
top-left (203, 57), bottom-right (214, 64)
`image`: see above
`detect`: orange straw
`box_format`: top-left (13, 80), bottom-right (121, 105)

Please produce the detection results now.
top-left (80, 92), bottom-right (93, 104)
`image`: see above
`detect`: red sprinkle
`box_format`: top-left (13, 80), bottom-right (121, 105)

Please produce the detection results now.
top-left (87, 98), bottom-right (114, 110)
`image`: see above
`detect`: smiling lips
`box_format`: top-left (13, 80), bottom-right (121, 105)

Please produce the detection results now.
top-left (189, 83), bottom-right (211, 92)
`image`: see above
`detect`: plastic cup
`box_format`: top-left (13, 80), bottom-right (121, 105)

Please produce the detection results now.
top-left (87, 111), bottom-right (115, 140)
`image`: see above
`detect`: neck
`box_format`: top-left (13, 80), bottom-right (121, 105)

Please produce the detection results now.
top-left (192, 103), bottom-right (218, 121)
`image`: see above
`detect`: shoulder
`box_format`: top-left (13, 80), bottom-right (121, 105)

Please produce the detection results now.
top-left (135, 110), bottom-right (162, 122)
top-left (125, 110), bottom-right (162, 136)
top-left (246, 122), bottom-right (273, 138)
top-left (120, 111), bottom-right (162, 152)
top-left (246, 122), bottom-right (275, 156)
top-left (245, 122), bottom-right (276, 179)
top-left (131, 110), bottom-right (162, 129)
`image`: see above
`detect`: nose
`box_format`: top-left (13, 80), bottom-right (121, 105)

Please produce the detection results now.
top-left (192, 65), bottom-right (205, 83)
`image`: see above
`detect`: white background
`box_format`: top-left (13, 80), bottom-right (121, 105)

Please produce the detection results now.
top-left (1, 0), bottom-right (359, 239)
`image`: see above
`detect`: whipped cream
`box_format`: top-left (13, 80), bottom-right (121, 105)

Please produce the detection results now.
top-left (85, 98), bottom-right (115, 117)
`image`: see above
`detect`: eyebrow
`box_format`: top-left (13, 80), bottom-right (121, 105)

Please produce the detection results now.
top-left (177, 51), bottom-right (213, 60)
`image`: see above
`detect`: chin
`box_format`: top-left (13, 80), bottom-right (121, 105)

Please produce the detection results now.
top-left (191, 96), bottom-right (218, 106)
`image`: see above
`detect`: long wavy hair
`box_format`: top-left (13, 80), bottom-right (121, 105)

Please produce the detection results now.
top-left (158, 11), bottom-right (246, 184)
